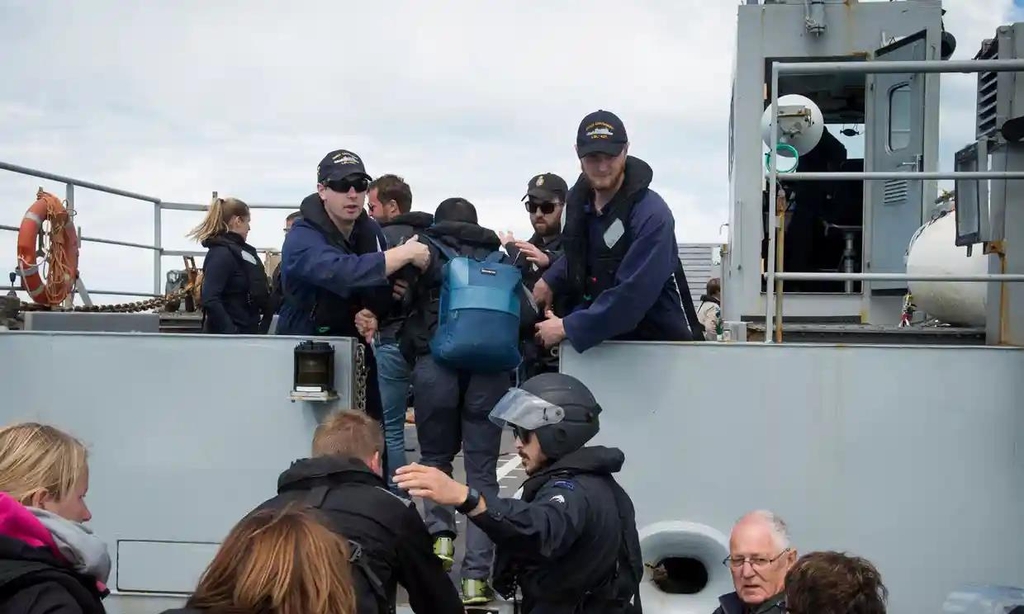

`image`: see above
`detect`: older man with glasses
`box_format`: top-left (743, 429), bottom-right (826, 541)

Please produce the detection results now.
top-left (714, 510), bottom-right (797, 614)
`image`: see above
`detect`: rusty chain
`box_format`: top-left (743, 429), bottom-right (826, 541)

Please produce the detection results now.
top-left (17, 286), bottom-right (191, 314)
top-left (353, 341), bottom-right (367, 413)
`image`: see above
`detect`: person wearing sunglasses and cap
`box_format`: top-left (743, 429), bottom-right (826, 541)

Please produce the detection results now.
top-left (277, 149), bottom-right (432, 430)
top-left (501, 172), bottom-right (567, 292)
top-left (500, 173), bottom-right (567, 381)
top-left (394, 373), bottom-right (644, 614)
top-left (277, 148), bottom-right (431, 339)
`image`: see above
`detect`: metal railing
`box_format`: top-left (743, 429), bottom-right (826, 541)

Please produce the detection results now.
top-left (0, 161), bottom-right (296, 304)
top-left (764, 57), bottom-right (1024, 343)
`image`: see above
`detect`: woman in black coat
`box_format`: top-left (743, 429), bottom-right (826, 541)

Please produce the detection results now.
top-left (187, 196), bottom-right (271, 334)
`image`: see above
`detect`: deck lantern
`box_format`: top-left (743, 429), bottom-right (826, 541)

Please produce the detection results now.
top-left (291, 340), bottom-right (336, 402)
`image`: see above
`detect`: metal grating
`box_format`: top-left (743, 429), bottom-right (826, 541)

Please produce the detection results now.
top-left (678, 243), bottom-right (720, 307)
top-left (883, 179), bottom-right (909, 206)
top-left (976, 37), bottom-right (999, 139)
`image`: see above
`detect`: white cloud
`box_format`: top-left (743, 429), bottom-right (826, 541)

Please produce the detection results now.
top-left (0, 0), bottom-right (1014, 303)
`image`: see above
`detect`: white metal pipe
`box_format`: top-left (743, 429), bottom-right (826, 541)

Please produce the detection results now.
top-left (160, 201), bottom-right (297, 211)
top-left (771, 272), bottom-right (1024, 282)
top-left (79, 235), bottom-right (159, 251)
top-left (0, 285), bottom-right (160, 298)
top-left (780, 171), bottom-right (1024, 181)
top-left (776, 58), bottom-right (1024, 76)
top-left (0, 161), bottom-right (161, 202)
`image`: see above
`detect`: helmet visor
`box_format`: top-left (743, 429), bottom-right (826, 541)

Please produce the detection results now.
top-left (488, 388), bottom-right (565, 431)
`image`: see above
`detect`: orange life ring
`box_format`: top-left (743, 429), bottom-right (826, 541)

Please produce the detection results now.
top-left (16, 188), bottom-right (80, 306)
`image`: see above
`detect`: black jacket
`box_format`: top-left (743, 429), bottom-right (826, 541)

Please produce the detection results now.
top-left (200, 231), bottom-right (271, 334)
top-left (250, 455), bottom-right (463, 614)
top-left (378, 211), bottom-right (434, 341)
top-left (504, 232), bottom-right (564, 292)
top-left (473, 446), bottom-right (643, 614)
top-left (398, 221), bottom-right (538, 366)
top-left (712, 591), bottom-right (785, 614)
top-left (508, 232), bottom-right (564, 377)
top-left (0, 535), bottom-right (107, 614)
top-left (267, 264), bottom-right (284, 318)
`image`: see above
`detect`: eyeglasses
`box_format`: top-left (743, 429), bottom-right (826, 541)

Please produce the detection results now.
top-left (526, 200), bottom-right (558, 215)
top-left (723, 548), bottom-right (791, 570)
top-left (325, 176), bottom-right (369, 194)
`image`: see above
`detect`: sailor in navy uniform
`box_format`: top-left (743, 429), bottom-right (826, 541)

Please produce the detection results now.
top-left (394, 373), bottom-right (644, 614)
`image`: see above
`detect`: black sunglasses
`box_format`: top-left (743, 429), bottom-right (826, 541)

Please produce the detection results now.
top-left (325, 176), bottom-right (369, 194)
top-left (526, 200), bottom-right (558, 215)
top-left (512, 426), bottom-right (532, 443)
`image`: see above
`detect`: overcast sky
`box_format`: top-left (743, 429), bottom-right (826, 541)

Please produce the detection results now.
top-left (0, 0), bottom-right (1020, 303)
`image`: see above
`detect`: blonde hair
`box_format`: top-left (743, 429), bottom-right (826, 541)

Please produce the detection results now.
top-left (187, 505), bottom-right (358, 614)
top-left (186, 196), bottom-right (250, 243)
top-left (0, 422), bottom-right (89, 505)
top-left (312, 409), bottom-right (384, 461)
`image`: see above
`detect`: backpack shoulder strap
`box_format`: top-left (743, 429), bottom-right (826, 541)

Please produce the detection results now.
top-left (605, 477), bottom-right (644, 613)
top-left (301, 485), bottom-right (393, 613)
top-left (343, 538), bottom-right (390, 607)
top-left (304, 485), bottom-right (331, 508)
top-left (674, 256), bottom-right (704, 338)
top-left (421, 234), bottom-right (459, 262)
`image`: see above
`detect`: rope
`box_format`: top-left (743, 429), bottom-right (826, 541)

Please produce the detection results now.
top-left (764, 143), bottom-right (800, 174)
top-left (34, 189), bottom-right (75, 306)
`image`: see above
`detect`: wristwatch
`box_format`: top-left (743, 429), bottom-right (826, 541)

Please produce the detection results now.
top-left (456, 487), bottom-right (481, 514)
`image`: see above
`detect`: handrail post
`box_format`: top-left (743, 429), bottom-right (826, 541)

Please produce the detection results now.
top-left (153, 203), bottom-right (162, 296)
top-left (774, 186), bottom-right (786, 342)
top-left (765, 61), bottom-right (780, 343)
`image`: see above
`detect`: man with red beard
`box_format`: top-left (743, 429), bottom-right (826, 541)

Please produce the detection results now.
top-left (533, 110), bottom-right (702, 352)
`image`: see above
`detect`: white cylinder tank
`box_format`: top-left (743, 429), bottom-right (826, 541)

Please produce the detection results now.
top-left (904, 209), bottom-right (988, 326)
top-left (638, 521), bottom-right (733, 614)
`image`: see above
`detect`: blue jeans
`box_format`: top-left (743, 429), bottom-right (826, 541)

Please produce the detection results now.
top-left (373, 341), bottom-right (411, 490)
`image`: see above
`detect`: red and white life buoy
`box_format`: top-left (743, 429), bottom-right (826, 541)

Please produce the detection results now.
top-left (16, 189), bottom-right (80, 306)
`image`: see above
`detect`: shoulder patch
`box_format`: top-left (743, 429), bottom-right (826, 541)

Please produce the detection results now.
top-left (552, 479), bottom-right (576, 491)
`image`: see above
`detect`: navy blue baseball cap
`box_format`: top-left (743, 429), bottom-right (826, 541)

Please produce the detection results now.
top-left (576, 110), bottom-right (628, 158)
top-left (317, 149), bottom-right (370, 184)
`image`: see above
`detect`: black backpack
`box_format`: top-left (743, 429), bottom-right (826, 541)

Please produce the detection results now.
top-left (303, 485), bottom-right (394, 614)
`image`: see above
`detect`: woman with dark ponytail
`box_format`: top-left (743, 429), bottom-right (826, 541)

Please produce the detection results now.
top-left (187, 197), bottom-right (271, 334)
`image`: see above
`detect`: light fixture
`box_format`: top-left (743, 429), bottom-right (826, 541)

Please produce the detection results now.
top-left (291, 340), bottom-right (336, 402)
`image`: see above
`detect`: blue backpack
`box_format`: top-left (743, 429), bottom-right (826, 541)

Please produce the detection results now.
top-left (422, 235), bottom-right (524, 373)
